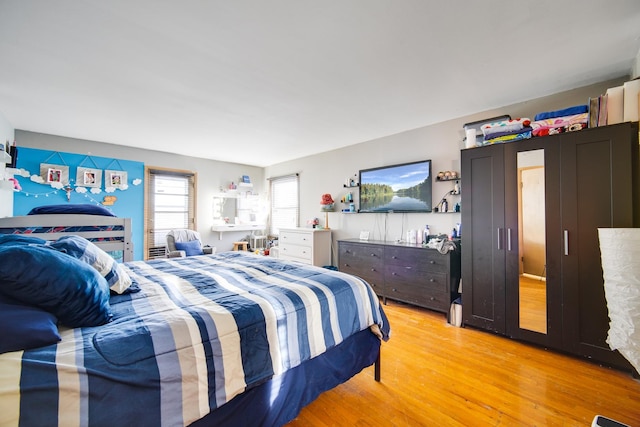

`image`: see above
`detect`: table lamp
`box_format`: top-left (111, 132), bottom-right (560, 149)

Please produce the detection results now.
top-left (320, 193), bottom-right (335, 229)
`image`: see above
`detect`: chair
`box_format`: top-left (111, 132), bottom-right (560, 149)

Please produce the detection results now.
top-left (166, 229), bottom-right (216, 258)
top-left (250, 230), bottom-right (267, 251)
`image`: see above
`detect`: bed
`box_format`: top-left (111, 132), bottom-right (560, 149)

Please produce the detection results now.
top-left (0, 205), bottom-right (133, 262)
top-left (0, 215), bottom-right (389, 427)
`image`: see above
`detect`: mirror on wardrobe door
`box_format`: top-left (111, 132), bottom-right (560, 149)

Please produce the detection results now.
top-left (517, 149), bottom-right (547, 334)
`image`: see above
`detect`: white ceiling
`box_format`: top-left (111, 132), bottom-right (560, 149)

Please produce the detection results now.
top-left (1, 1), bottom-right (639, 167)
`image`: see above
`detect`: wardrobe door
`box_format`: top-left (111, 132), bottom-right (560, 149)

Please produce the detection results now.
top-left (461, 144), bottom-right (506, 334)
top-left (503, 138), bottom-right (563, 348)
top-left (560, 123), bottom-right (639, 369)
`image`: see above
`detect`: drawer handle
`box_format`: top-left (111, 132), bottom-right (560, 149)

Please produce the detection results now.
top-left (392, 288), bottom-right (397, 292)
top-left (371, 268), bottom-right (376, 272)
top-left (392, 256), bottom-right (398, 259)
top-left (429, 278), bottom-right (435, 282)
top-left (370, 253), bottom-right (375, 257)
top-left (430, 297), bottom-right (435, 301)
top-left (405, 266), bottom-right (412, 270)
top-left (429, 260), bottom-right (435, 264)
top-left (392, 272), bottom-right (397, 276)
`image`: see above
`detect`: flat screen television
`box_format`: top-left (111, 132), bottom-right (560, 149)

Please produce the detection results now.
top-left (359, 159), bottom-right (432, 213)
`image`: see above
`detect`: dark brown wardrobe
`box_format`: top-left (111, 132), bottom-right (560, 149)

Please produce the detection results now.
top-left (461, 122), bottom-right (639, 371)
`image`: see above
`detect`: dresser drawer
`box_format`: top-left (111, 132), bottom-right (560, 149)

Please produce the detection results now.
top-left (385, 266), bottom-right (448, 294)
top-left (339, 243), bottom-right (383, 265)
top-left (279, 244), bottom-right (312, 262)
top-left (280, 230), bottom-right (313, 247)
top-left (385, 246), bottom-right (449, 274)
top-left (340, 265), bottom-right (384, 296)
top-left (386, 281), bottom-right (450, 312)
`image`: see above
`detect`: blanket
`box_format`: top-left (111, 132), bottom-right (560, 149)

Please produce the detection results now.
top-left (0, 252), bottom-right (389, 427)
top-left (481, 118), bottom-right (531, 137)
top-left (534, 105), bottom-right (588, 121)
top-left (531, 113), bottom-right (589, 137)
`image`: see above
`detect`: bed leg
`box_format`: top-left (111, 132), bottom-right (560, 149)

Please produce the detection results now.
top-left (374, 352), bottom-right (381, 382)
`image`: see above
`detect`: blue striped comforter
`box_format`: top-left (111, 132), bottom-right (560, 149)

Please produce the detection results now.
top-left (0, 252), bottom-right (389, 427)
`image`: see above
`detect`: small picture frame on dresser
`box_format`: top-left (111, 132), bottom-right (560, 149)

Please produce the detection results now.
top-left (359, 231), bottom-right (370, 241)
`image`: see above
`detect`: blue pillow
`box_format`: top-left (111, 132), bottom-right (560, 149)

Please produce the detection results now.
top-left (0, 235), bottom-right (47, 246)
top-left (27, 204), bottom-right (116, 217)
top-left (0, 244), bottom-right (112, 327)
top-left (175, 239), bottom-right (204, 256)
top-left (0, 294), bottom-right (61, 354)
top-left (48, 235), bottom-right (132, 294)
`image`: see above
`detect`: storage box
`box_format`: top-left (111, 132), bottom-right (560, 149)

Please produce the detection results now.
top-left (463, 115), bottom-right (511, 147)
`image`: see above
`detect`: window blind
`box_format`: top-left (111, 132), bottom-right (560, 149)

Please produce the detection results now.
top-left (270, 174), bottom-right (299, 235)
top-left (145, 167), bottom-right (196, 259)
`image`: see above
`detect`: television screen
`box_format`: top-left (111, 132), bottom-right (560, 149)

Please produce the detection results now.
top-left (359, 160), bottom-right (432, 213)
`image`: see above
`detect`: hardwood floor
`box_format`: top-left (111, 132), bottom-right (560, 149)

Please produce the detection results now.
top-left (287, 300), bottom-right (640, 427)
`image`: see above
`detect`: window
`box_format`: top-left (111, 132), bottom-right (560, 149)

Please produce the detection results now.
top-left (145, 167), bottom-right (196, 259)
top-left (269, 174), bottom-right (299, 235)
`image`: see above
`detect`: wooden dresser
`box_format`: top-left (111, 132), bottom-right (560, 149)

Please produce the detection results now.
top-left (338, 239), bottom-right (461, 313)
top-left (278, 228), bottom-right (332, 267)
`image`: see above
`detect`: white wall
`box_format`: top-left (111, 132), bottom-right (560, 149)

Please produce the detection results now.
top-left (0, 111), bottom-right (15, 217)
top-left (15, 130), bottom-right (265, 251)
top-left (0, 111), bottom-right (14, 147)
top-left (265, 77), bottom-right (629, 264)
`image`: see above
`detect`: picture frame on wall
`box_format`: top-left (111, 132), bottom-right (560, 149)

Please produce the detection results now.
top-left (40, 163), bottom-right (69, 185)
top-left (105, 170), bottom-right (127, 189)
top-left (76, 167), bottom-right (102, 188)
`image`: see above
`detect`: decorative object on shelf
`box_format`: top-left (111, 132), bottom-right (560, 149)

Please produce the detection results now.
top-left (436, 171), bottom-right (459, 181)
top-left (242, 175), bottom-right (251, 183)
top-left (344, 174), bottom-right (358, 187)
top-left (8, 177), bottom-right (20, 191)
top-left (307, 218), bottom-right (320, 228)
top-left (435, 188), bottom-right (457, 213)
top-left (320, 193), bottom-right (335, 229)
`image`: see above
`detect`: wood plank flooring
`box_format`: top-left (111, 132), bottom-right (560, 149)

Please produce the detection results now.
top-left (287, 300), bottom-right (640, 427)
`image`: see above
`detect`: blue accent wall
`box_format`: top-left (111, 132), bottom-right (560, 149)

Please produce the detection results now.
top-left (13, 147), bottom-right (145, 260)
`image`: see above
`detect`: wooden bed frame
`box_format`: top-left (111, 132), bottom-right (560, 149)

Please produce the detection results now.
top-left (0, 214), bottom-right (133, 261)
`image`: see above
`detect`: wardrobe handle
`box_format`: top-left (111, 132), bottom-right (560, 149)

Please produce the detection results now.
top-left (497, 228), bottom-right (503, 250)
top-left (564, 230), bottom-right (569, 255)
top-left (507, 228), bottom-right (512, 251)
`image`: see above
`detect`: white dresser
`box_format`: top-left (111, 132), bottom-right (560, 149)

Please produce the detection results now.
top-left (278, 228), bottom-right (331, 266)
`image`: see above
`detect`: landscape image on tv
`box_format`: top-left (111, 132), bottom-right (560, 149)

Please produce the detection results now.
top-left (359, 160), bottom-right (432, 213)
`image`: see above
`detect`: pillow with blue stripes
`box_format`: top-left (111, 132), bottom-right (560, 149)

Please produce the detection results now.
top-left (49, 235), bottom-right (133, 294)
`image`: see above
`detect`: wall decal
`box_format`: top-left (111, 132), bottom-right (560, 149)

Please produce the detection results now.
top-left (102, 195), bottom-right (117, 206)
